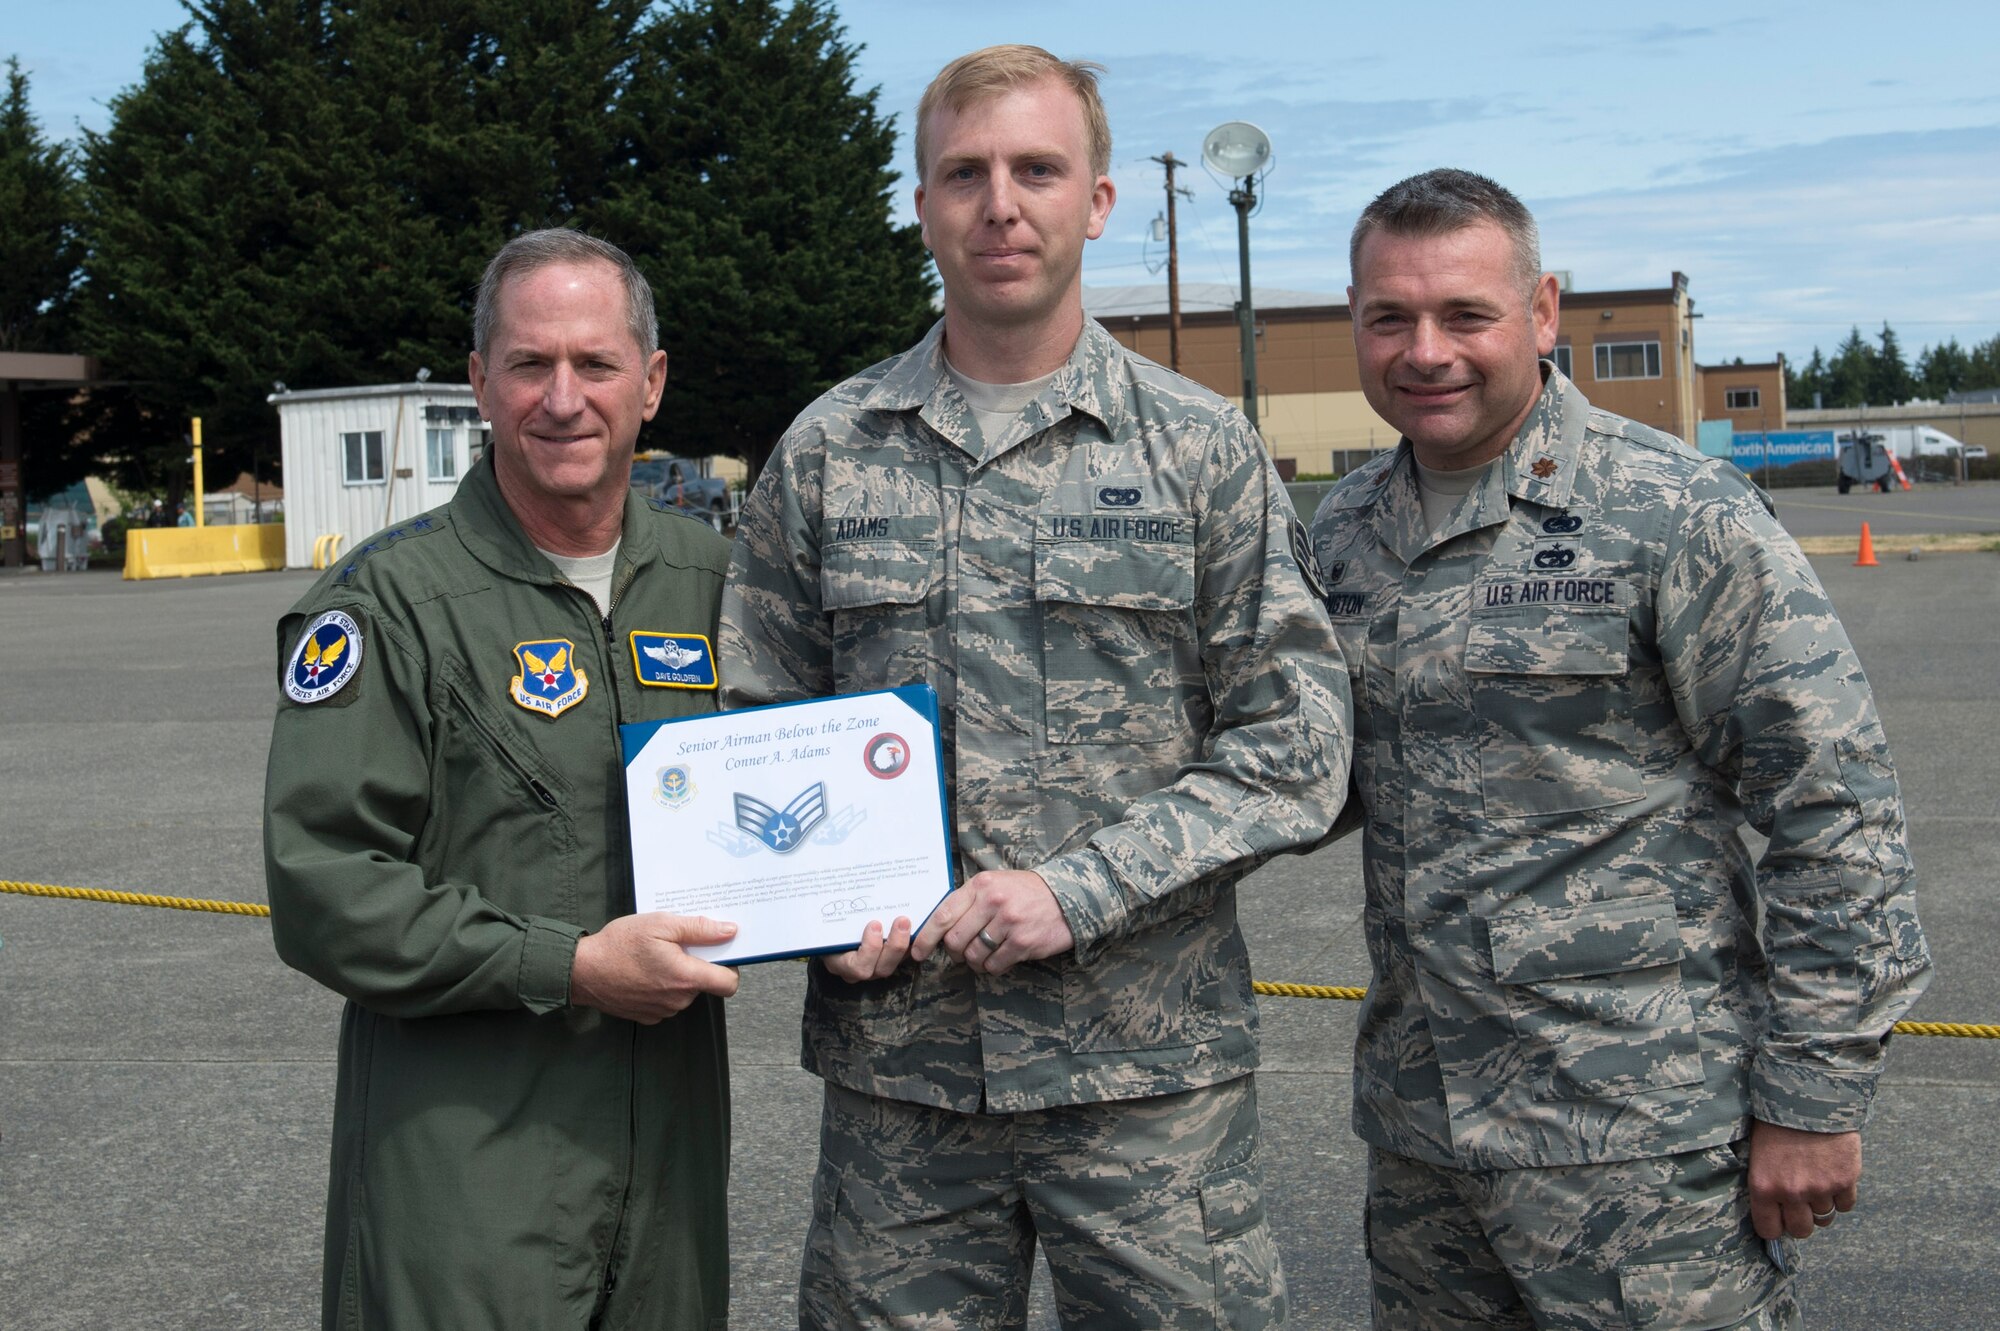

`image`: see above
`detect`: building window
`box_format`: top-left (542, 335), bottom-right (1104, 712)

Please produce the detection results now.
top-left (1595, 341), bottom-right (1662, 380)
top-left (469, 429), bottom-right (491, 466)
top-left (426, 427), bottom-right (457, 480)
top-left (341, 431), bottom-right (386, 485)
top-left (1552, 345), bottom-right (1573, 378)
top-left (1725, 388), bottom-right (1760, 410)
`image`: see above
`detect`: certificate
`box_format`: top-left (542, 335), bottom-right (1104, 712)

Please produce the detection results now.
top-left (619, 686), bottom-right (955, 965)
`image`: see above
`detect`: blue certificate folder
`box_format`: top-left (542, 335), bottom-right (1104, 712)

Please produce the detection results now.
top-left (618, 685), bottom-right (956, 966)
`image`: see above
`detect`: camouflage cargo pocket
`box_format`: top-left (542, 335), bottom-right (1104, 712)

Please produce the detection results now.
top-left (1489, 893), bottom-right (1704, 1100)
top-left (820, 525), bottom-right (941, 685)
top-left (1033, 530), bottom-right (1196, 745)
top-left (1465, 600), bottom-right (1645, 818)
top-left (1199, 1159), bottom-right (1286, 1329)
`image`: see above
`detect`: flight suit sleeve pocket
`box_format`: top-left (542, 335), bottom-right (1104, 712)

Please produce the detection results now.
top-left (1034, 534), bottom-right (1196, 744)
top-left (1490, 895), bottom-right (1704, 1100)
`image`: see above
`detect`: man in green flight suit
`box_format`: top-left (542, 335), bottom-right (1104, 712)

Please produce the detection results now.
top-left (265, 229), bottom-right (740, 1329)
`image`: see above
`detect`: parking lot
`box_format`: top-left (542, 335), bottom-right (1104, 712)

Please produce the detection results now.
top-left (3, 484), bottom-right (1997, 1329)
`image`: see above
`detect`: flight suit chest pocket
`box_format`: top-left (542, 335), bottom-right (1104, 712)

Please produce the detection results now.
top-left (819, 516), bottom-right (941, 684)
top-left (1034, 527), bottom-right (1195, 744)
top-left (1489, 893), bottom-right (1704, 1101)
top-left (1464, 597), bottom-right (1644, 817)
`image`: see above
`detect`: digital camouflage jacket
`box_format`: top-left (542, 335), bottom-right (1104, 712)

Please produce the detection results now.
top-left (721, 318), bottom-right (1352, 1114)
top-left (1309, 368), bottom-right (1931, 1170)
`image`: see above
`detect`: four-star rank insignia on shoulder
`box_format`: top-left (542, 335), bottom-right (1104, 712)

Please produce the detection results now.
top-left (630, 631), bottom-right (718, 690)
top-left (509, 638), bottom-right (589, 717)
top-left (284, 610), bottom-right (364, 704)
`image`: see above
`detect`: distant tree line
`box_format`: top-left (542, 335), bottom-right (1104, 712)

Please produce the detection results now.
top-left (1786, 323), bottom-right (2000, 411)
top-left (2, 0), bottom-right (935, 505)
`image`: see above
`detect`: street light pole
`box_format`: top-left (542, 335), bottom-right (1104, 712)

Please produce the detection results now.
top-left (1229, 175), bottom-right (1259, 430)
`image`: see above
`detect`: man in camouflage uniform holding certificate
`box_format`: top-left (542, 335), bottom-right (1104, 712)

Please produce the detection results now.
top-left (721, 44), bottom-right (1349, 1331)
top-left (1309, 168), bottom-right (1932, 1328)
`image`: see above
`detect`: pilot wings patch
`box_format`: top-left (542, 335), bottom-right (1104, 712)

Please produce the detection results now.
top-left (630, 631), bottom-right (718, 690)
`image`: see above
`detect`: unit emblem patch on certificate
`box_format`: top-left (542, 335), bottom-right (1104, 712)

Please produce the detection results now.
top-left (863, 732), bottom-right (910, 779)
top-left (630, 631), bottom-right (718, 690)
top-left (655, 764), bottom-right (696, 808)
top-left (284, 610), bottom-right (363, 704)
top-left (510, 639), bottom-right (588, 717)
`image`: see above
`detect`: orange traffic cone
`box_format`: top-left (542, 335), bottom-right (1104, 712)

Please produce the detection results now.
top-left (1855, 522), bottom-right (1879, 567)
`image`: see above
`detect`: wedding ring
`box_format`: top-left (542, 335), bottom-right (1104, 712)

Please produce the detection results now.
top-left (976, 929), bottom-right (1001, 951)
top-left (1811, 1206), bottom-right (1837, 1224)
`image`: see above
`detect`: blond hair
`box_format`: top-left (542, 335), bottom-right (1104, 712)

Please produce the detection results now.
top-left (915, 45), bottom-right (1111, 182)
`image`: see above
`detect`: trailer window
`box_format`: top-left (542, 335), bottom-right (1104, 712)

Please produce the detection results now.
top-left (342, 431), bottom-right (386, 485)
top-left (1595, 341), bottom-right (1662, 380)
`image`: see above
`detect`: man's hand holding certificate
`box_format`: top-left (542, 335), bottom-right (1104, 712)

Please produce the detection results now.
top-left (619, 686), bottom-right (955, 965)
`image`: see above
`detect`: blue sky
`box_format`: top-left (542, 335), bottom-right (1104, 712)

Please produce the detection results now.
top-left (12, 0), bottom-right (2000, 369)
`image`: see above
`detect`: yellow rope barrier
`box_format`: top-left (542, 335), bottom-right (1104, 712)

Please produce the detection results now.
top-left (4, 879), bottom-right (1995, 1039)
top-left (2, 879), bottom-right (271, 918)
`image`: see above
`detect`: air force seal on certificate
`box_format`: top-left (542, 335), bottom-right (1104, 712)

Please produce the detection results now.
top-left (284, 610), bottom-right (363, 703)
top-left (630, 631), bottom-right (718, 690)
top-left (510, 639), bottom-right (588, 717)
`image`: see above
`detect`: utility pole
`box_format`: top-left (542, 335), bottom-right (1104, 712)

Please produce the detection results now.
top-left (1149, 152), bottom-right (1191, 373)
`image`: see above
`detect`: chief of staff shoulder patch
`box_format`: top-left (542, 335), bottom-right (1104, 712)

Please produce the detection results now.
top-left (284, 610), bottom-right (363, 704)
top-left (630, 631), bottom-right (718, 690)
top-left (510, 638), bottom-right (589, 717)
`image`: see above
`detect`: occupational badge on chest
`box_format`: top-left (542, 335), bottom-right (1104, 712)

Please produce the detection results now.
top-left (630, 631), bottom-right (718, 690)
top-left (509, 639), bottom-right (589, 717)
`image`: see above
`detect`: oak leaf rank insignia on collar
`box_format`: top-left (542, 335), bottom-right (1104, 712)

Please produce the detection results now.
top-left (510, 639), bottom-right (588, 717)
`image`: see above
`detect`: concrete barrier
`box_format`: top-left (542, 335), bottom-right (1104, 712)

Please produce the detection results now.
top-left (123, 525), bottom-right (286, 580)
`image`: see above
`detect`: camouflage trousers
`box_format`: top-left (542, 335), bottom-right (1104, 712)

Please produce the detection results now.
top-left (799, 1076), bottom-right (1285, 1330)
top-left (1367, 1143), bottom-right (1802, 1329)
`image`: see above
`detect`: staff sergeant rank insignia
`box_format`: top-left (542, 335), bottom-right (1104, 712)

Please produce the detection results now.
top-left (284, 610), bottom-right (363, 704)
top-left (630, 631), bottom-right (718, 690)
top-left (509, 639), bottom-right (588, 717)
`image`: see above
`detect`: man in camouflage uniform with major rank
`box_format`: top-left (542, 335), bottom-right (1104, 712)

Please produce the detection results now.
top-left (1308, 168), bottom-right (1932, 1328)
top-left (720, 45), bottom-right (1351, 1331)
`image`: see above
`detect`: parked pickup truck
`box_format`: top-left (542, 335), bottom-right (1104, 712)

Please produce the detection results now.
top-left (630, 454), bottom-right (732, 530)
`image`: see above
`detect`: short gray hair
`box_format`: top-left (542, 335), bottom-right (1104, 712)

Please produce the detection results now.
top-left (473, 228), bottom-right (658, 359)
top-left (1350, 168), bottom-right (1541, 298)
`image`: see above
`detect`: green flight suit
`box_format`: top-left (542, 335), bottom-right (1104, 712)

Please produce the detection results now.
top-left (265, 455), bottom-right (732, 1330)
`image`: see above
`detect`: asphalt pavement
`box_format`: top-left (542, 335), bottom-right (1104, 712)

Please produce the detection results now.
top-left (3, 494), bottom-right (1996, 1329)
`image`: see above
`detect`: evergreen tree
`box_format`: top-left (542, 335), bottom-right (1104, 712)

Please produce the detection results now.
top-left (1825, 326), bottom-right (1876, 407)
top-left (1915, 339), bottom-right (1972, 400)
top-left (0, 57), bottom-right (90, 498)
top-left (600, 0), bottom-right (935, 477)
top-left (1871, 322), bottom-right (1913, 405)
top-left (1785, 348), bottom-right (1828, 411)
top-left (1968, 333), bottom-right (2000, 394)
top-left (74, 0), bottom-right (651, 496)
top-left (0, 57), bottom-right (79, 354)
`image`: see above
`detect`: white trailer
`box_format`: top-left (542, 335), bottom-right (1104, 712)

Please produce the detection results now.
top-left (270, 383), bottom-right (490, 570)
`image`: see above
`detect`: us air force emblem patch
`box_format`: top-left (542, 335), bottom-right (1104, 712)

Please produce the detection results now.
top-left (284, 610), bottom-right (363, 704)
top-left (509, 639), bottom-right (588, 717)
top-left (734, 783), bottom-right (828, 853)
top-left (630, 631), bottom-right (718, 690)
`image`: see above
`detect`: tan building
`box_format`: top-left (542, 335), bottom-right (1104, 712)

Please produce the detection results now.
top-left (1698, 359), bottom-right (1788, 433)
top-left (1091, 275), bottom-right (1702, 476)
